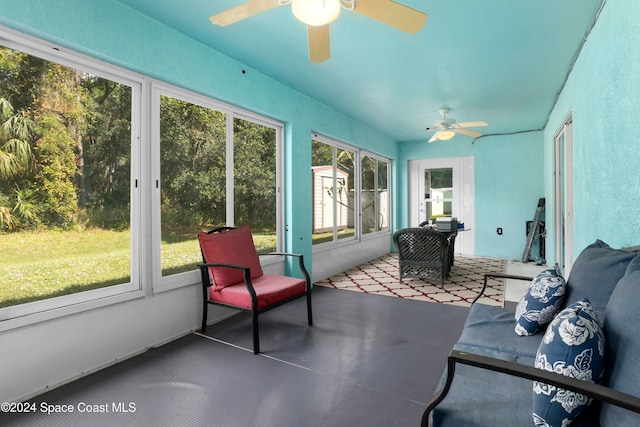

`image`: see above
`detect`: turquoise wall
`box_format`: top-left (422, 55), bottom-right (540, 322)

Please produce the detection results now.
top-left (474, 132), bottom-right (545, 258)
top-left (398, 132), bottom-right (544, 259)
top-left (545, 0), bottom-right (640, 260)
top-left (0, 0), bottom-right (398, 269)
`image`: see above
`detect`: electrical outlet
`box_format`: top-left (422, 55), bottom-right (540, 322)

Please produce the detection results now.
top-left (497, 227), bottom-right (503, 235)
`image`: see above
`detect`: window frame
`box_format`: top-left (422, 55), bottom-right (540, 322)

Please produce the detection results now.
top-left (311, 132), bottom-right (391, 250)
top-left (151, 82), bottom-right (284, 293)
top-left (424, 168), bottom-right (455, 220)
top-left (361, 153), bottom-right (390, 235)
top-left (311, 134), bottom-right (360, 246)
top-left (0, 28), bottom-right (287, 326)
top-left (0, 27), bottom-right (145, 331)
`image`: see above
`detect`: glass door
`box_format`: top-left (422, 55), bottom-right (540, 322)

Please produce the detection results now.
top-left (422, 168), bottom-right (454, 225)
top-left (554, 115), bottom-right (573, 274)
top-left (408, 157), bottom-right (474, 255)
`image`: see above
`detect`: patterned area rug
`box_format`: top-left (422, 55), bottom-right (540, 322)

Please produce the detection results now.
top-left (316, 253), bottom-right (507, 307)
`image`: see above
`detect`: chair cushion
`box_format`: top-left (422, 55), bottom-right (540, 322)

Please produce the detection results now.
top-left (600, 254), bottom-right (640, 427)
top-left (198, 224), bottom-right (264, 290)
top-left (533, 299), bottom-right (605, 427)
top-left (514, 264), bottom-right (566, 336)
top-left (564, 240), bottom-right (637, 321)
top-left (209, 274), bottom-right (306, 310)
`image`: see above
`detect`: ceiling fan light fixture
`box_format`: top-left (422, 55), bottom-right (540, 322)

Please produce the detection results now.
top-left (436, 130), bottom-right (455, 140)
top-left (292, 0), bottom-right (341, 26)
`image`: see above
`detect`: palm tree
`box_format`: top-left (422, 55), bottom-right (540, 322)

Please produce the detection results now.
top-left (0, 97), bottom-right (32, 180)
top-left (0, 97), bottom-right (33, 229)
top-left (0, 193), bottom-right (17, 230)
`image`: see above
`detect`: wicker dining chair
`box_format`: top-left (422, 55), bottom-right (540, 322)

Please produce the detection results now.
top-left (393, 227), bottom-right (452, 288)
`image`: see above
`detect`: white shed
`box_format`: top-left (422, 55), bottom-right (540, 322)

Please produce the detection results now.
top-left (312, 165), bottom-right (350, 233)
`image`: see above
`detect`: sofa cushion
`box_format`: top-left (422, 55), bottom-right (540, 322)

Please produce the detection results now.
top-left (564, 240), bottom-right (637, 321)
top-left (198, 224), bottom-right (264, 290)
top-left (515, 264), bottom-right (566, 336)
top-left (454, 303), bottom-right (540, 366)
top-left (600, 254), bottom-right (640, 426)
top-left (533, 299), bottom-right (605, 427)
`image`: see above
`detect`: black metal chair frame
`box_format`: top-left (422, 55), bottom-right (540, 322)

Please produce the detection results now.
top-left (471, 272), bottom-right (535, 304)
top-left (199, 227), bottom-right (313, 355)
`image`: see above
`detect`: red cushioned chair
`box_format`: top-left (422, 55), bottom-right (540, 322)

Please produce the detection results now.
top-left (198, 225), bottom-right (313, 354)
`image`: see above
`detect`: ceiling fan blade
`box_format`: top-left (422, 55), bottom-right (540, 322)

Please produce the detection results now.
top-left (308, 24), bottom-right (330, 62)
top-left (210, 0), bottom-right (282, 26)
top-left (456, 128), bottom-right (483, 138)
top-left (352, 0), bottom-right (427, 34)
top-left (428, 134), bottom-right (438, 143)
top-left (456, 121), bottom-right (488, 128)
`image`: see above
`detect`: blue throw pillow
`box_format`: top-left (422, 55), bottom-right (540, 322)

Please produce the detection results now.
top-left (533, 299), bottom-right (605, 427)
top-left (515, 264), bottom-right (566, 336)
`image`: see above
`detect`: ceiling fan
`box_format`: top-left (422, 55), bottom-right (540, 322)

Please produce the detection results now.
top-left (209, 0), bottom-right (427, 62)
top-left (425, 108), bottom-right (488, 142)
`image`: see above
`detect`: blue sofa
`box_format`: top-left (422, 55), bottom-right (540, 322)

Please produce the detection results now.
top-left (422, 240), bottom-right (640, 426)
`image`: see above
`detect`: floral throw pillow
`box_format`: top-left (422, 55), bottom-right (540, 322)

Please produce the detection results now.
top-left (515, 264), bottom-right (566, 336)
top-left (532, 299), bottom-right (605, 427)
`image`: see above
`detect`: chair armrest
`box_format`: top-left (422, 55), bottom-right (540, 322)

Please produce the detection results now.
top-left (259, 252), bottom-right (303, 257)
top-left (471, 273), bottom-right (534, 304)
top-left (484, 273), bottom-right (534, 282)
top-left (421, 350), bottom-right (640, 426)
top-left (199, 262), bottom-right (250, 276)
top-left (199, 262), bottom-right (258, 302)
top-left (259, 253), bottom-right (312, 291)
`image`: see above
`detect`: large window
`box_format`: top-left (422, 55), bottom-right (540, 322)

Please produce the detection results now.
top-left (154, 87), bottom-right (282, 288)
top-left (233, 117), bottom-right (278, 253)
top-left (0, 39), bottom-right (140, 320)
top-left (362, 155), bottom-right (390, 234)
top-left (311, 134), bottom-right (390, 245)
top-left (157, 94), bottom-right (227, 278)
top-left (311, 139), bottom-right (355, 244)
top-left (0, 30), bottom-right (283, 326)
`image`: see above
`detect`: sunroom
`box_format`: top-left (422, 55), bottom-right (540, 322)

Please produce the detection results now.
top-left (1, 0), bottom-right (639, 425)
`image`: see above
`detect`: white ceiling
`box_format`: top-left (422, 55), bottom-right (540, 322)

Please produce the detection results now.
top-left (117, 0), bottom-right (604, 142)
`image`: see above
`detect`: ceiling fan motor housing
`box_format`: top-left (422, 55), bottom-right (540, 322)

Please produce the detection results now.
top-left (435, 118), bottom-right (456, 128)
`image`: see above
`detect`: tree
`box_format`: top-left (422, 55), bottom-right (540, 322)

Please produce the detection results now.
top-left (0, 97), bottom-right (32, 181)
top-left (0, 97), bottom-right (34, 229)
top-left (233, 118), bottom-right (276, 230)
top-left (160, 96), bottom-right (227, 227)
top-left (1, 43), bottom-right (284, 234)
top-left (30, 64), bottom-right (87, 227)
top-left (1, 47), bottom-right (86, 229)
top-left (33, 111), bottom-right (79, 227)
top-left (82, 76), bottom-right (132, 227)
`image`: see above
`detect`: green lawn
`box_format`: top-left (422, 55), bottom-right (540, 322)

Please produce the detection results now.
top-left (0, 229), bottom-right (131, 308)
top-left (0, 229), bottom-right (278, 308)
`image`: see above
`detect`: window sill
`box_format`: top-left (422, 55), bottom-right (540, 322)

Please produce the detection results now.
top-left (0, 287), bottom-right (145, 333)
